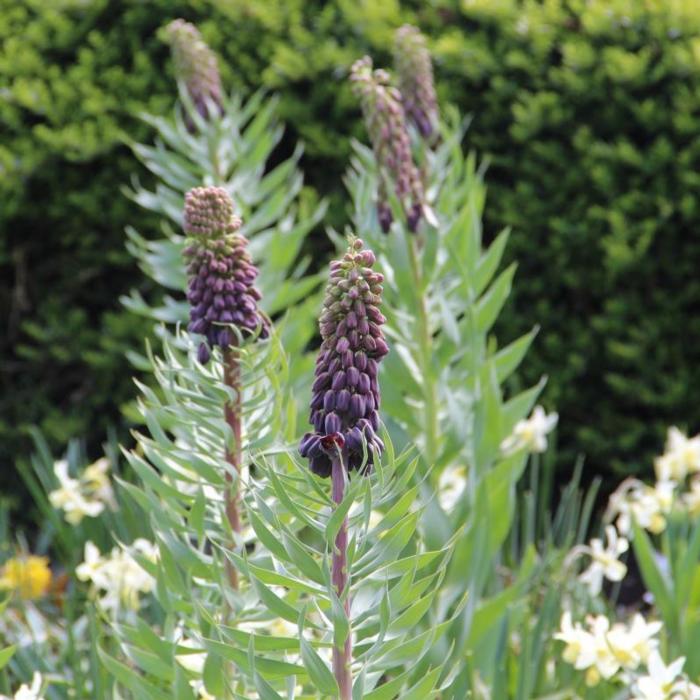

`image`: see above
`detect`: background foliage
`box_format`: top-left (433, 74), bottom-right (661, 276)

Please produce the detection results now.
top-left (439, 0), bottom-right (700, 479)
top-left (3, 0), bottom-right (700, 505)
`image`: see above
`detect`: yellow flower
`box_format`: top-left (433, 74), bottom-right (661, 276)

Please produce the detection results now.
top-left (0, 556), bottom-right (52, 600)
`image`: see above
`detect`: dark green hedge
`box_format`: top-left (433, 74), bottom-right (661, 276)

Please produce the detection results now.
top-left (432, 0), bottom-right (700, 477)
top-left (0, 0), bottom-right (181, 498)
top-left (2, 0), bottom-right (700, 501)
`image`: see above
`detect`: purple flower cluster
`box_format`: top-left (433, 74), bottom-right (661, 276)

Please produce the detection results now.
top-left (163, 19), bottom-right (223, 121)
top-left (394, 25), bottom-right (438, 139)
top-left (183, 187), bottom-right (268, 364)
top-left (299, 239), bottom-right (388, 478)
top-left (350, 56), bottom-right (425, 233)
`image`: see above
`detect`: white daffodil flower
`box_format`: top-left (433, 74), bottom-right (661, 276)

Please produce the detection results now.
top-left (8, 673), bottom-right (44, 700)
top-left (670, 678), bottom-right (700, 700)
top-left (556, 612), bottom-right (664, 688)
top-left (500, 405), bottom-right (558, 454)
top-left (48, 461), bottom-right (75, 501)
top-left (437, 464), bottom-right (467, 512)
top-left (603, 614), bottom-right (662, 673)
top-left (682, 477), bottom-right (700, 518)
top-left (654, 427), bottom-right (700, 483)
top-left (75, 539), bottom-right (157, 616)
top-left (176, 638), bottom-right (207, 674)
top-left (579, 525), bottom-right (629, 595)
top-left (49, 460), bottom-right (105, 525)
top-left (82, 457), bottom-right (117, 509)
top-left (238, 617), bottom-right (298, 638)
top-left (631, 652), bottom-right (691, 700)
top-left (653, 480), bottom-right (676, 514)
top-left (189, 681), bottom-right (217, 700)
top-left (626, 614), bottom-right (663, 665)
top-left (608, 479), bottom-right (670, 536)
top-left (122, 539), bottom-right (158, 597)
top-left (587, 615), bottom-right (622, 682)
top-left (76, 541), bottom-right (111, 589)
top-left (554, 612), bottom-right (598, 671)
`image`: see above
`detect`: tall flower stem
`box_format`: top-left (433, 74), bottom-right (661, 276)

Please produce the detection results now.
top-left (298, 238), bottom-right (386, 697)
top-left (407, 237), bottom-right (439, 468)
top-left (331, 453), bottom-right (352, 700)
top-left (223, 346), bottom-right (242, 589)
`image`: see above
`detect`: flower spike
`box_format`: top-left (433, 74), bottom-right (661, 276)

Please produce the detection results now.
top-left (183, 186), bottom-right (268, 363)
top-left (300, 238), bottom-right (388, 477)
top-left (394, 25), bottom-right (438, 139)
top-left (163, 19), bottom-right (223, 122)
top-left (350, 56), bottom-right (425, 233)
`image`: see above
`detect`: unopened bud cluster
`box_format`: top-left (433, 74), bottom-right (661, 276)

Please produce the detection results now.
top-left (164, 19), bottom-right (223, 121)
top-left (299, 239), bottom-right (388, 478)
top-left (183, 187), bottom-right (268, 364)
top-left (350, 56), bottom-right (424, 233)
top-left (394, 25), bottom-right (438, 139)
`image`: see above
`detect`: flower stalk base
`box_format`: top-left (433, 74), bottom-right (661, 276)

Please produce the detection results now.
top-left (223, 347), bottom-right (242, 590)
top-left (331, 454), bottom-right (352, 700)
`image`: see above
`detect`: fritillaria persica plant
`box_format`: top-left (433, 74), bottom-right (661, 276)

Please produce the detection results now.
top-left (183, 185), bottom-right (268, 366)
top-left (299, 237), bottom-right (387, 698)
top-left (299, 238), bottom-right (388, 478)
top-left (394, 24), bottom-right (439, 140)
top-left (183, 185), bottom-right (268, 589)
top-left (11, 18), bottom-right (673, 700)
top-left (350, 56), bottom-right (425, 233)
top-left (163, 19), bottom-right (223, 122)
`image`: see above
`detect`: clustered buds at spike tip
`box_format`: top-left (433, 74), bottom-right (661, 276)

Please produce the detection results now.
top-left (394, 25), bottom-right (438, 139)
top-left (299, 239), bottom-right (388, 478)
top-left (183, 187), bottom-right (268, 364)
top-left (163, 19), bottom-right (223, 121)
top-left (350, 56), bottom-right (425, 233)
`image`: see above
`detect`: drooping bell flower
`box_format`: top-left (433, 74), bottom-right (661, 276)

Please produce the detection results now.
top-left (299, 238), bottom-right (388, 477)
top-left (163, 19), bottom-right (223, 122)
top-left (350, 56), bottom-right (425, 233)
top-left (183, 187), bottom-right (268, 363)
top-left (394, 25), bottom-right (438, 139)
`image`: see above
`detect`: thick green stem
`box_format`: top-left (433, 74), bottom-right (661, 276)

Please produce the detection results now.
top-left (331, 454), bottom-right (352, 700)
top-left (223, 347), bottom-right (242, 590)
top-left (407, 237), bottom-right (439, 467)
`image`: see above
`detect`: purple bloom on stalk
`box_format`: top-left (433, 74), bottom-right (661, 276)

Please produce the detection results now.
top-left (394, 25), bottom-right (438, 139)
top-left (183, 187), bottom-right (268, 363)
top-left (163, 19), bottom-right (223, 121)
top-left (350, 56), bottom-right (425, 233)
top-left (299, 238), bottom-right (388, 478)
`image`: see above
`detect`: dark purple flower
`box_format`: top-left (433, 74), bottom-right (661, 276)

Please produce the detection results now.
top-left (394, 25), bottom-right (438, 139)
top-left (350, 56), bottom-right (425, 233)
top-left (183, 186), bottom-right (268, 362)
top-left (163, 19), bottom-right (223, 122)
top-left (299, 239), bottom-right (388, 478)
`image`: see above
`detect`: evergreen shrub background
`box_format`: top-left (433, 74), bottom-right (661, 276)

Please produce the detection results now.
top-left (2, 0), bottom-right (700, 504)
top-left (438, 0), bottom-right (700, 478)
